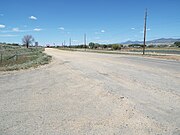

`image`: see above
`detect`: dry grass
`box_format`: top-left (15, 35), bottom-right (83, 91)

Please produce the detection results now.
top-left (0, 46), bottom-right (52, 71)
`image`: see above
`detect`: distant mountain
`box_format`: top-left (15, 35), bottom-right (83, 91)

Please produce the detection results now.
top-left (147, 38), bottom-right (180, 44)
top-left (122, 40), bottom-right (142, 44)
top-left (122, 38), bottom-right (180, 45)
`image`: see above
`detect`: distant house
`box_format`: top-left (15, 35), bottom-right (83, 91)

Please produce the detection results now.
top-left (35, 42), bottom-right (38, 47)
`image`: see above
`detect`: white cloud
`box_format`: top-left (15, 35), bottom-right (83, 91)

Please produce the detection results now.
top-left (131, 28), bottom-right (135, 30)
top-left (12, 28), bottom-right (20, 32)
top-left (96, 40), bottom-right (110, 44)
top-left (72, 40), bottom-right (78, 42)
top-left (140, 28), bottom-right (151, 33)
top-left (0, 34), bottom-right (19, 37)
top-left (33, 28), bottom-right (42, 31)
top-left (72, 40), bottom-right (80, 44)
top-left (1, 28), bottom-right (34, 33)
top-left (58, 27), bottom-right (65, 30)
top-left (0, 24), bottom-right (5, 28)
top-left (101, 30), bottom-right (105, 33)
top-left (12, 28), bottom-right (31, 32)
top-left (29, 16), bottom-right (37, 20)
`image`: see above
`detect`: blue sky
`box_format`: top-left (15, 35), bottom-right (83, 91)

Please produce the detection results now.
top-left (0, 0), bottom-right (180, 45)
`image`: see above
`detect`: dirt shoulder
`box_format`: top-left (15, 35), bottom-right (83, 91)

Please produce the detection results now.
top-left (144, 54), bottom-right (180, 61)
top-left (57, 48), bottom-right (180, 61)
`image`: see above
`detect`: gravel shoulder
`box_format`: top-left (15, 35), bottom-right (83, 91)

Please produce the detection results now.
top-left (0, 48), bottom-right (180, 135)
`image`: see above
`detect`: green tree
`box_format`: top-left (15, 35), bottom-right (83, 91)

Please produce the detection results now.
top-left (89, 42), bottom-right (95, 49)
top-left (174, 42), bottom-right (180, 47)
top-left (128, 44), bottom-right (143, 48)
top-left (112, 44), bottom-right (121, 50)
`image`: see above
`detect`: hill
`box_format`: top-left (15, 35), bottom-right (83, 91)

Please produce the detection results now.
top-left (122, 38), bottom-right (180, 45)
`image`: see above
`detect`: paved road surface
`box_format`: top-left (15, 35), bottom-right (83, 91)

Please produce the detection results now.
top-left (0, 48), bottom-right (180, 135)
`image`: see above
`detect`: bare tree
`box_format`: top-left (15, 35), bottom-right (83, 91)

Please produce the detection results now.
top-left (22, 35), bottom-right (35, 48)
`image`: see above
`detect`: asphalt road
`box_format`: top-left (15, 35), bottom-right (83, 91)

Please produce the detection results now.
top-left (0, 48), bottom-right (180, 135)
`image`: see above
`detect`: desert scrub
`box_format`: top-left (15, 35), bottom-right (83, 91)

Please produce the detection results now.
top-left (0, 46), bottom-right (52, 71)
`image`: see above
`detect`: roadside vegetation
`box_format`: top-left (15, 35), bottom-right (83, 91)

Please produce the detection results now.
top-left (52, 41), bottom-right (180, 60)
top-left (0, 42), bottom-right (51, 71)
top-left (53, 42), bottom-right (180, 54)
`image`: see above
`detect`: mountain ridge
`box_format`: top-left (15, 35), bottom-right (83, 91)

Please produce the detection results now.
top-left (121, 38), bottom-right (180, 45)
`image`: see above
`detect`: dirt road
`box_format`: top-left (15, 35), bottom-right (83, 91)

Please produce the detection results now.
top-left (0, 48), bottom-right (180, 135)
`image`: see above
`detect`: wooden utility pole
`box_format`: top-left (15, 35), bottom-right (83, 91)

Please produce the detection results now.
top-left (84, 33), bottom-right (86, 51)
top-left (143, 9), bottom-right (147, 55)
top-left (69, 38), bottom-right (71, 50)
top-left (69, 38), bottom-right (71, 46)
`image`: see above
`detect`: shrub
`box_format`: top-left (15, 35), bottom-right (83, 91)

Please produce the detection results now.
top-left (112, 44), bottom-right (121, 50)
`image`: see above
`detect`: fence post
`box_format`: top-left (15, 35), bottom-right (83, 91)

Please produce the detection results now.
top-left (0, 53), bottom-right (2, 63)
top-left (16, 51), bottom-right (18, 61)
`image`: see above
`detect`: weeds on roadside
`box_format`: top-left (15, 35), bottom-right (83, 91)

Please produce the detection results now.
top-left (0, 47), bottom-right (52, 71)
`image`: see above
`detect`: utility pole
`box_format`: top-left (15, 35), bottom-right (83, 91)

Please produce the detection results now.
top-left (143, 9), bottom-right (147, 55)
top-left (69, 38), bottom-right (71, 49)
top-left (69, 38), bottom-right (71, 46)
top-left (84, 33), bottom-right (86, 51)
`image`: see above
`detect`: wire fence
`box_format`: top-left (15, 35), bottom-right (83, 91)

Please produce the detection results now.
top-left (0, 45), bottom-right (45, 66)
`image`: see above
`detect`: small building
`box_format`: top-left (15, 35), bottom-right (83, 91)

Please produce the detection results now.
top-left (35, 42), bottom-right (38, 47)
